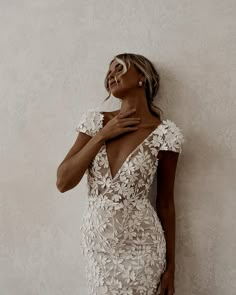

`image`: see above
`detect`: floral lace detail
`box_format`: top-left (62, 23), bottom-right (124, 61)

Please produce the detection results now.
top-left (75, 108), bottom-right (103, 137)
top-left (75, 110), bottom-right (184, 294)
top-left (159, 120), bottom-right (185, 154)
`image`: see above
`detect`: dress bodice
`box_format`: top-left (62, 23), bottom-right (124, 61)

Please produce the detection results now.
top-left (75, 109), bottom-right (185, 209)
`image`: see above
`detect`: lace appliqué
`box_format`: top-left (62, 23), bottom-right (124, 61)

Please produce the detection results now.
top-left (75, 109), bottom-right (103, 137)
top-left (159, 119), bottom-right (185, 153)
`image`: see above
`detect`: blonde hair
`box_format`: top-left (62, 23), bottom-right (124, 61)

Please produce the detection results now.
top-left (104, 53), bottom-right (163, 119)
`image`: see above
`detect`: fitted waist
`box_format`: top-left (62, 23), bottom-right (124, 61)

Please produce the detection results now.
top-left (87, 194), bottom-right (152, 211)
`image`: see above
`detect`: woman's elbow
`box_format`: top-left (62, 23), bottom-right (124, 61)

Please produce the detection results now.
top-left (56, 169), bottom-right (81, 193)
top-left (56, 179), bottom-right (67, 193)
top-left (56, 164), bottom-right (68, 193)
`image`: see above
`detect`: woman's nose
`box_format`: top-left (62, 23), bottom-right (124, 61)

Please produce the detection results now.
top-left (108, 74), bottom-right (116, 84)
top-left (108, 71), bottom-right (115, 80)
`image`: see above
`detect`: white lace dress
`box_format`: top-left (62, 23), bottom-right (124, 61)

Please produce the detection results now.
top-left (75, 109), bottom-right (184, 295)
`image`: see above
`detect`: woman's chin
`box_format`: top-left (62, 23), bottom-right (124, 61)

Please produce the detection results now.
top-left (112, 94), bottom-right (123, 100)
top-left (111, 89), bottom-right (124, 98)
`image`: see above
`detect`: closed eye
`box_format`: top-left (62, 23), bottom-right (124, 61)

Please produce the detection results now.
top-left (107, 64), bottom-right (123, 76)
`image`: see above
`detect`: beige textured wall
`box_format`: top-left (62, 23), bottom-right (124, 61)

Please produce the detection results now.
top-left (1, 1), bottom-right (235, 294)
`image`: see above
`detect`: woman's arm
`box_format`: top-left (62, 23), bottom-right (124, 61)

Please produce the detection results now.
top-left (156, 151), bottom-right (180, 271)
top-left (56, 131), bottom-right (106, 193)
top-left (57, 109), bottom-right (140, 193)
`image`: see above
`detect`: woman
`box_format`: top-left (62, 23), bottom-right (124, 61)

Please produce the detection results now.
top-left (56, 53), bottom-right (184, 295)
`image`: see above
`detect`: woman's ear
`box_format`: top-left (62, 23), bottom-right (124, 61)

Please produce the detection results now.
top-left (138, 72), bottom-right (145, 81)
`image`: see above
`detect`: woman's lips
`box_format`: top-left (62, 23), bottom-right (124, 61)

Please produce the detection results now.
top-left (110, 80), bottom-right (120, 88)
top-left (110, 81), bottom-right (119, 88)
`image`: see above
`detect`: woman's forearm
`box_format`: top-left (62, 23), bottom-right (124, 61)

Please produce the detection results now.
top-left (157, 202), bottom-right (176, 271)
top-left (57, 132), bottom-right (106, 192)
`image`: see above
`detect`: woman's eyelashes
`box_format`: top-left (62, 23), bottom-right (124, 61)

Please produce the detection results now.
top-left (117, 64), bottom-right (123, 73)
top-left (109, 64), bottom-right (123, 77)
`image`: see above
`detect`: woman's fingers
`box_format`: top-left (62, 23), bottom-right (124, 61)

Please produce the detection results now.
top-left (101, 108), bottom-right (142, 139)
top-left (119, 119), bottom-right (141, 126)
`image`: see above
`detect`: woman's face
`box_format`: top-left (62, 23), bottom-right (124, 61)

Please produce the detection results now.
top-left (107, 59), bottom-right (143, 98)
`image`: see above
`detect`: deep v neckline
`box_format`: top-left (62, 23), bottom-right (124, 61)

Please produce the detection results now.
top-left (99, 112), bottom-right (164, 181)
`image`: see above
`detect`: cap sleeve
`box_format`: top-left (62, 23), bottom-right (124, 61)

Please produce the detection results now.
top-left (75, 109), bottom-right (102, 137)
top-left (160, 120), bottom-right (185, 153)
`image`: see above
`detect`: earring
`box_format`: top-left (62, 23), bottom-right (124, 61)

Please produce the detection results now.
top-left (138, 81), bottom-right (143, 87)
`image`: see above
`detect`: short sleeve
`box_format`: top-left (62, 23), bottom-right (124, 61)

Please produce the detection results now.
top-left (75, 109), bottom-right (102, 137)
top-left (159, 120), bottom-right (185, 153)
